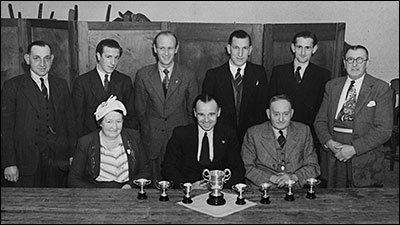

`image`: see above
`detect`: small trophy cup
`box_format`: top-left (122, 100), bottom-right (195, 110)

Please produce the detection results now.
top-left (260, 182), bottom-right (272, 204)
top-left (133, 178), bottom-right (151, 200)
top-left (202, 168), bottom-right (231, 206)
top-left (155, 180), bottom-right (173, 201)
top-left (284, 179), bottom-right (296, 201)
top-left (232, 183), bottom-right (247, 205)
top-left (180, 182), bottom-right (193, 204)
top-left (305, 178), bottom-right (321, 199)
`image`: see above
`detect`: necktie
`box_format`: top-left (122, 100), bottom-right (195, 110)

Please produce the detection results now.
top-left (337, 80), bottom-right (357, 121)
top-left (295, 66), bottom-right (302, 84)
top-left (233, 68), bottom-right (242, 90)
top-left (162, 69), bottom-right (170, 96)
top-left (104, 74), bottom-right (109, 92)
top-left (277, 130), bottom-right (286, 148)
top-left (200, 132), bottom-right (211, 166)
top-left (40, 78), bottom-right (48, 100)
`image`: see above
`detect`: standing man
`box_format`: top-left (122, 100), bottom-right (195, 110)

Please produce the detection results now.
top-left (314, 45), bottom-right (393, 188)
top-left (241, 94), bottom-right (320, 189)
top-left (202, 29), bottom-right (268, 145)
top-left (72, 39), bottom-right (136, 139)
top-left (161, 93), bottom-right (245, 189)
top-left (268, 31), bottom-right (330, 147)
top-left (134, 31), bottom-right (199, 183)
top-left (1, 40), bottom-right (76, 187)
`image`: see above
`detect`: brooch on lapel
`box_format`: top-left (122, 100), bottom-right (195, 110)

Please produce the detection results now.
top-left (255, 80), bottom-right (259, 86)
top-left (127, 149), bottom-right (131, 155)
top-left (367, 100), bottom-right (376, 107)
top-left (221, 140), bottom-right (226, 144)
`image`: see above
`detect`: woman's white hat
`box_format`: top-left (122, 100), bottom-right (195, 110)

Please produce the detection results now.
top-left (94, 95), bottom-right (127, 121)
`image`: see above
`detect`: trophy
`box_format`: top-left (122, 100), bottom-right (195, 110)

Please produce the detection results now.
top-left (232, 183), bottom-right (247, 205)
top-left (133, 178), bottom-right (151, 200)
top-left (202, 168), bottom-right (231, 206)
top-left (155, 180), bottom-right (173, 201)
top-left (284, 179), bottom-right (296, 201)
top-left (260, 182), bottom-right (272, 204)
top-left (180, 182), bottom-right (193, 204)
top-left (305, 178), bottom-right (321, 199)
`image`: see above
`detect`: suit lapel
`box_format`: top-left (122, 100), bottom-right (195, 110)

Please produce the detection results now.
top-left (260, 123), bottom-right (279, 162)
top-left (48, 75), bottom-right (59, 115)
top-left (165, 65), bottom-right (182, 100)
top-left (89, 70), bottom-right (108, 101)
top-left (331, 77), bottom-right (347, 118)
top-left (354, 74), bottom-right (374, 115)
top-left (148, 65), bottom-right (166, 102)
top-left (21, 75), bottom-right (40, 113)
top-left (284, 123), bottom-right (300, 154)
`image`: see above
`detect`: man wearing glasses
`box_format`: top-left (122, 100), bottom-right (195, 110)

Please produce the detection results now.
top-left (314, 45), bottom-right (393, 188)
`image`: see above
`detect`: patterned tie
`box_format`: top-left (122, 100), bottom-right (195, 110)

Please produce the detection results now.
top-left (40, 78), bottom-right (48, 100)
top-left (200, 132), bottom-right (211, 166)
top-left (162, 69), bottom-right (170, 96)
top-left (337, 80), bottom-right (357, 121)
top-left (277, 130), bottom-right (286, 148)
top-left (104, 74), bottom-right (109, 92)
top-left (233, 68), bottom-right (242, 90)
top-left (295, 66), bottom-right (302, 84)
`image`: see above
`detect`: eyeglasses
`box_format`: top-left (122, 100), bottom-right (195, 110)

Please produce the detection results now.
top-left (345, 57), bottom-right (368, 64)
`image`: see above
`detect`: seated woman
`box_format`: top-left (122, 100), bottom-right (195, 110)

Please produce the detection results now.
top-left (68, 95), bottom-right (150, 188)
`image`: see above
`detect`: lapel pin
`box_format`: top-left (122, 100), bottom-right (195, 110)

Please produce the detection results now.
top-left (255, 80), bottom-right (259, 86)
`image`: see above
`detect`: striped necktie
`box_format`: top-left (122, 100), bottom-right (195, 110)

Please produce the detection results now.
top-left (40, 78), bottom-right (48, 100)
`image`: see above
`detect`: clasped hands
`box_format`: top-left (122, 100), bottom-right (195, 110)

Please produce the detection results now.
top-left (270, 173), bottom-right (298, 188)
top-left (326, 139), bottom-right (356, 162)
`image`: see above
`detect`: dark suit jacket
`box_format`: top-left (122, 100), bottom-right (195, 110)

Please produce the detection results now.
top-left (134, 63), bottom-right (199, 160)
top-left (161, 123), bottom-right (245, 188)
top-left (202, 61), bottom-right (268, 144)
top-left (72, 68), bottom-right (136, 138)
top-left (269, 62), bottom-right (331, 131)
top-left (314, 74), bottom-right (393, 187)
top-left (1, 73), bottom-right (76, 175)
top-left (68, 128), bottom-right (151, 188)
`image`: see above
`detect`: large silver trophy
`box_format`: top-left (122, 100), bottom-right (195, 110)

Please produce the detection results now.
top-left (202, 169), bottom-right (231, 206)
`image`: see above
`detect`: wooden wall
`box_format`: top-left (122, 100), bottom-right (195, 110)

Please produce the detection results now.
top-left (1, 19), bottom-right (345, 91)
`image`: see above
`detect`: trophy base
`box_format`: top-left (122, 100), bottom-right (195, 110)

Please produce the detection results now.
top-left (137, 192), bottom-right (148, 200)
top-left (260, 196), bottom-right (271, 204)
top-left (207, 193), bottom-right (226, 206)
top-left (284, 193), bottom-right (295, 201)
top-left (159, 195), bottom-right (169, 201)
top-left (182, 197), bottom-right (193, 204)
top-left (306, 192), bottom-right (316, 199)
top-left (235, 197), bottom-right (246, 205)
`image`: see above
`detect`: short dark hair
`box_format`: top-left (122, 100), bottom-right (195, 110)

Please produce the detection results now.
top-left (192, 93), bottom-right (220, 110)
top-left (228, 29), bottom-right (252, 46)
top-left (269, 94), bottom-right (292, 109)
top-left (96, 39), bottom-right (123, 56)
top-left (153, 31), bottom-right (179, 48)
top-left (26, 40), bottom-right (52, 54)
top-left (343, 44), bottom-right (369, 59)
top-left (292, 31), bottom-right (318, 46)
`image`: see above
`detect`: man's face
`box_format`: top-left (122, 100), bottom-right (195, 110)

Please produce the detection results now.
top-left (24, 45), bottom-right (54, 76)
top-left (153, 34), bottom-right (178, 68)
top-left (291, 37), bottom-right (317, 64)
top-left (96, 46), bottom-right (121, 74)
top-left (343, 48), bottom-right (369, 80)
top-left (194, 100), bottom-right (221, 131)
top-left (227, 37), bottom-right (253, 67)
top-left (267, 99), bottom-right (293, 131)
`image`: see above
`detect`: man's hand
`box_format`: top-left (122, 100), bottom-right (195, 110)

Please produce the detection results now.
top-left (4, 166), bottom-right (19, 183)
top-left (334, 145), bottom-right (356, 162)
top-left (326, 139), bottom-right (343, 154)
top-left (191, 180), bottom-right (208, 190)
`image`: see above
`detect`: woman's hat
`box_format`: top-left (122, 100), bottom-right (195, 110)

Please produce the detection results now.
top-left (94, 95), bottom-right (127, 121)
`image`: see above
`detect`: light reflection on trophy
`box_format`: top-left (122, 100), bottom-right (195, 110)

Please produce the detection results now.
top-left (305, 178), bottom-right (321, 199)
top-left (260, 182), bottom-right (272, 204)
top-left (232, 183), bottom-right (247, 205)
top-left (155, 180), bottom-right (173, 201)
top-left (133, 178), bottom-right (151, 200)
top-left (180, 182), bottom-right (193, 204)
top-left (284, 179), bottom-right (296, 201)
top-left (202, 169), bottom-right (231, 206)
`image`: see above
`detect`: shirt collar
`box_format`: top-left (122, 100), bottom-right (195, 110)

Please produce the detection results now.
top-left (158, 62), bottom-right (174, 78)
top-left (30, 69), bottom-right (48, 83)
top-left (96, 64), bottom-right (111, 81)
top-left (229, 60), bottom-right (246, 77)
top-left (272, 126), bottom-right (287, 138)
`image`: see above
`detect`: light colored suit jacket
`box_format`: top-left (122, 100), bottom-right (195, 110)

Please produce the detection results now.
top-left (241, 121), bottom-right (320, 189)
top-left (314, 73), bottom-right (393, 187)
top-left (134, 63), bottom-right (199, 160)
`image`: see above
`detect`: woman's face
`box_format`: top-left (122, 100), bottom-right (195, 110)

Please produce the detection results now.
top-left (100, 111), bottom-right (123, 139)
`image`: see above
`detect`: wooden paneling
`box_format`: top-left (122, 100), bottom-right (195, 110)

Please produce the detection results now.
top-left (171, 23), bottom-right (264, 87)
top-left (263, 23), bottom-right (345, 81)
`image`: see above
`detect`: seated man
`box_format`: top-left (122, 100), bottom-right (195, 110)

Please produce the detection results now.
top-left (161, 93), bottom-right (245, 189)
top-left (241, 94), bottom-right (320, 189)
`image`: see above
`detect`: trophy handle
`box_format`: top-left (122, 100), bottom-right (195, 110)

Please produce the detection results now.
top-left (202, 169), bottom-right (210, 181)
top-left (224, 169), bottom-right (231, 182)
top-left (145, 180), bottom-right (151, 185)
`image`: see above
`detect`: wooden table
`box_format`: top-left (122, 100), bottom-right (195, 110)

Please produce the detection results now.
top-left (1, 187), bottom-right (399, 224)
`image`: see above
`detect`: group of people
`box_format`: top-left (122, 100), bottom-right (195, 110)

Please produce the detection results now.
top-left (1, 29), bottom-right (393, 190)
